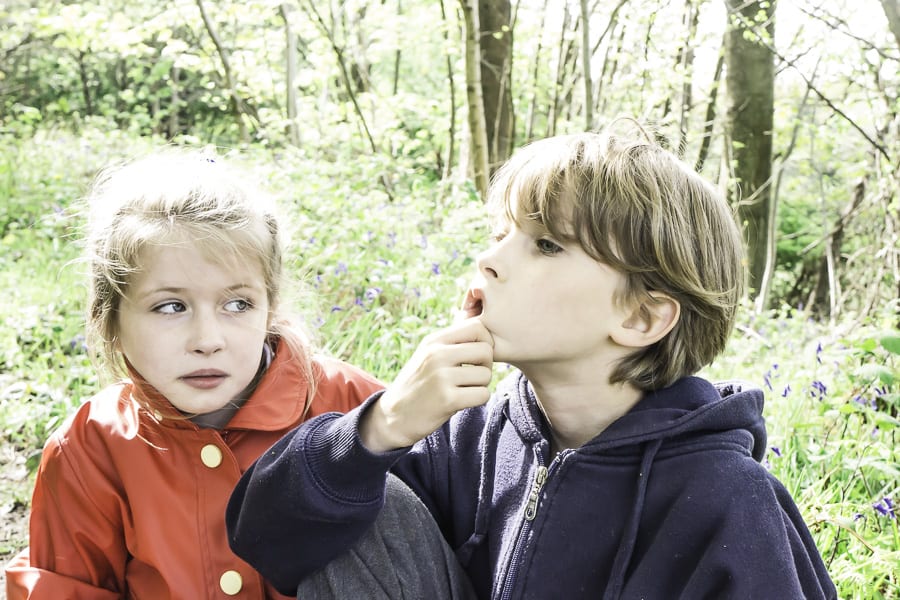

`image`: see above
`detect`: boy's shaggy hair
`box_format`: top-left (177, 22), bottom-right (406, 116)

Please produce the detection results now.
top-left (488, 127), bottom-right (745, 390)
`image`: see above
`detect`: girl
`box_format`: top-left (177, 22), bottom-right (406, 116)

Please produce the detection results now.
top-left (5, 149), bottom-right (383, 599)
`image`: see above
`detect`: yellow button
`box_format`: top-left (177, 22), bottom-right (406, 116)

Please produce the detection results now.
top-left (220, 570), bottom-right (242, 595)
top-left (200, 444), bottom-right (223, 468)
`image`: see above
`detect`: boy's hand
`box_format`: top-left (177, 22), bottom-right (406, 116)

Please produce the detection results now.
top-left (360, 318), bottom-right (493, 452)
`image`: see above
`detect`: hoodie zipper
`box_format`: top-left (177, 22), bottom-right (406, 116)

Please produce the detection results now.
top-left (496, 452), bottom-right (555, 600)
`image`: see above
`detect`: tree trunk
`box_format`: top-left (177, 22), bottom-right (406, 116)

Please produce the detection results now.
top-left (392, 0), bottom-right (403, 96)
top-left (439, 0), bottom-right (457, 181)
top-left (755, 61), bottom-right (816, 312)
top-left (811, 181), bottom-right (865, 318)
top-left (168, 65), bottom-right (181, 139)
top-left (579, 0), bottom-right (593, 130)
top-left (590, 0), bottom-right (626, 122)
top-left (695, 37), bottom-right (724, 173)
top-left (77, 51), bottom-right (94, 116)
top-left (723, 0), bottom-right (775, 298)
top-left (195, 0), bottom-right (248, 143)
top-left (460, 0), bottom-right (490, 199)
top-left (548, 4), bottom-right (573, 137)
top-left (524, 0), bottom-right (550, 141)
top-left (880, 0), bottom-right (900, 48)
top-left (478, 0), bottom-right (514, 170)
top-left (677, 0), bottom-right (701, 156)
top-left (280, 3), bottom-right (300, 147)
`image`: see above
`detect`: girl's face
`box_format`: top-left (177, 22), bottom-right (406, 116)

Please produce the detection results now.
top-left (116, 241), bottom-right (270, 416)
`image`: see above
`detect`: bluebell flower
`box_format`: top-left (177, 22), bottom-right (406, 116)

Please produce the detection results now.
top-left (781, 385), bottom-right (791, 398)
top-left (431, 263), bottom-right (441, 275)
top-left (810, 380), bottom-right (827, 399)
top-left (365, 287), bottom-right (382, 300)
top-left (770, 446), bottom-right (781, 457)
top-left (873, 497), bottom-right (895, 519)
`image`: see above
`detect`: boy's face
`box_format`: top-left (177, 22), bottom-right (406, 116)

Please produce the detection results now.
top-left (465, 206), bottom-right (632, 381)
top-left (116, 242), bottom-right (270, 416)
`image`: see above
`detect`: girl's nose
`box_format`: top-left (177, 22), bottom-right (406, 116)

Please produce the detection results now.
top-left (189, 312), bottom-right (225, 355)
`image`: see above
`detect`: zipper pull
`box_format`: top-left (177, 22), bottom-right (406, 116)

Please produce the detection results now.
top-left (523, 466), bottom-right (548, 521)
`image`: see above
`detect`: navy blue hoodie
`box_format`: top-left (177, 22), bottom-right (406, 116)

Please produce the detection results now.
top-left (227, 373), bottom-right (837, 599)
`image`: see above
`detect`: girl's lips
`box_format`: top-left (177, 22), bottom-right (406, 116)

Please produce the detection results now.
top-left (180, 370), bottom-right (227, 390)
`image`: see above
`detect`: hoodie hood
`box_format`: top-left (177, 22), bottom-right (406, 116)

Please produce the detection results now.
top-left (501, 372), bottom-right (767, 462)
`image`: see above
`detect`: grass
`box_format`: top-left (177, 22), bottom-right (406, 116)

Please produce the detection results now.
top-left (1, 127), bottom-right (898, 598)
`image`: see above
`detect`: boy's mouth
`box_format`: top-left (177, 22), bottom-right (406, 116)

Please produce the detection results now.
top-left (461, 289), bottom-right (485, 318)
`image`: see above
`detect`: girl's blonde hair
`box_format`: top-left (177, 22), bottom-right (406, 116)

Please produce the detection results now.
top-left (84, 148), bottom-right (315, 407)
top-left (488, 126), bottom-right (745, 391)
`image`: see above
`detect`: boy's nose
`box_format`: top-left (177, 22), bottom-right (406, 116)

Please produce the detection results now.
top-left (476, 247), bottom-right (501, 280)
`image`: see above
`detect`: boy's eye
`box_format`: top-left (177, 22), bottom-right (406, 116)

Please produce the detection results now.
top-left (153, 301), bottom-right (186, 314)
top-left (536, 238), bottom-right (563, 255)
top-left (224, 298), bottom-right (253, 313)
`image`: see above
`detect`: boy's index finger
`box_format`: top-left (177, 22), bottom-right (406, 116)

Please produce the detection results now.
top-left (451, 317), bottom-right (494, 347)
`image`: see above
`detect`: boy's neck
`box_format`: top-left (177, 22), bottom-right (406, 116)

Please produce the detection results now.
top-left (525, 371), bottom-right (643, 453)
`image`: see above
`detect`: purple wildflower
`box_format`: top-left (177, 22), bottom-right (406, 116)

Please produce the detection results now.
top-left (815, 342), bottom-right (823, 364)
top-left (781, 385), bottom-right (791, 398)
top-left (770, 446), bottom-right (781, 457)
top-left (365, 287), bottom-right (382, 300)
top-left (873, 497), bottom-right (896, 519)
top-left (431, 263), bottom-right (441, 275)
top-left (810, 380), bottom-right (827, 399)
top-left (330, 306), bottom-right (343, 312)
top-left (334, 262), bottom-right (348, 275)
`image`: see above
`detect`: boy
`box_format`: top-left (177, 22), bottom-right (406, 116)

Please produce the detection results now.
top-left (227, 127), bottom-right (837, 599)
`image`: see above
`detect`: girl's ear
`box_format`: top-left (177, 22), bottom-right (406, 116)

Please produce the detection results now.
top-left (611, 292), bottom-right (680, 349)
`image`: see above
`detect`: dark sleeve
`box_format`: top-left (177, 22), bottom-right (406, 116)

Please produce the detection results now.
top-left (226, 391), bottom-right (406, 594)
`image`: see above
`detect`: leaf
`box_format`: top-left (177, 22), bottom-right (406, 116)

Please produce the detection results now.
top-left (856, 364), bottom-right (895, 385)
top-left (873, 414), bottom-right (900, 431)
top-left (880, 334), bottom-right (900, 355)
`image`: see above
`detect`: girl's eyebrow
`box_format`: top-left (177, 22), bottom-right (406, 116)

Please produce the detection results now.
top-left (135, 283), bottom-right (263, 298)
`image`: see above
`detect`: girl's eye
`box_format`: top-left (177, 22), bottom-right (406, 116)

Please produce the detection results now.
top-left (224, 298), bottom-right (252, 313)
top-left (153, 301), bottom-right (186, 314)
top-left (536, 238), bottom-right (563, 255)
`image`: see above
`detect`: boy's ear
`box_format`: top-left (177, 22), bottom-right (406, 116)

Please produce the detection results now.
top-left (611, 292), bottom-right (680, 348)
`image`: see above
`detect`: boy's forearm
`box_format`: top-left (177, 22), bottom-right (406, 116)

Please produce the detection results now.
top-left (226, 396), bottom-right (403, 593)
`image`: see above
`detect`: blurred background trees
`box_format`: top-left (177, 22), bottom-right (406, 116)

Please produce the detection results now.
top-left (1, 0), bottom-right (897, 320)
